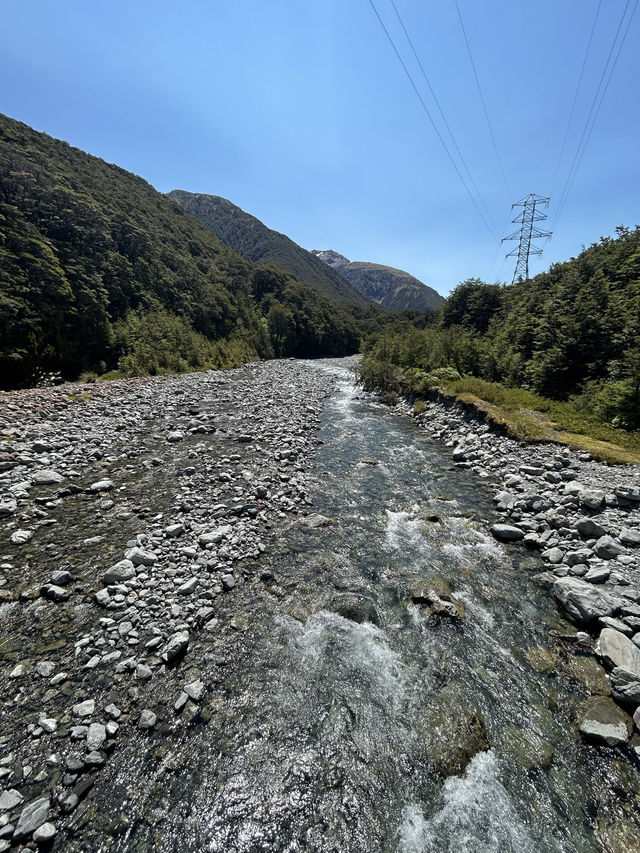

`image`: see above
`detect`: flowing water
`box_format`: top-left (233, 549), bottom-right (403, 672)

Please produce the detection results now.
top-left (80, 363), bottom-right (639, 852)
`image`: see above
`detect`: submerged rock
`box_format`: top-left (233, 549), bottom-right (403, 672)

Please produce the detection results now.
top-left (330, 594), bottom-right (380, 625)
top-left (410, 579), bottom-right (464, 621)
top-left (430, 709), bottom-right (489, 777)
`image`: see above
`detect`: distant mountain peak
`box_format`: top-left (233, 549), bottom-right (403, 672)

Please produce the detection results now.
top-left (311, 249), bottom-right (444, 312)
top-left (310, 249), bottom-right (350, 268)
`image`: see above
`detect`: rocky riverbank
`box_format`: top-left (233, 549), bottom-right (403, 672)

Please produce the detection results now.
top-left (402, 391), bottom-right (640, 756)
top-left (0, 360), bottom-right (335, 849)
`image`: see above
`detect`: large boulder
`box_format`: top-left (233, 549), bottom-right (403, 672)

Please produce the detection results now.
top-left (490, 523), bottom-right (525, 542)
top-left (103, 559), bottom-right (135, 585)
top-left (596, 628), bottom-right (640, 674)
top-left (578, 696), bottom-right (632, 747)
top-left (594, 535), bottom-right (625, 560)
top-left (610, 666), bottom-right (640, 706)
top-left (552, 577), bottom-right (620, 625)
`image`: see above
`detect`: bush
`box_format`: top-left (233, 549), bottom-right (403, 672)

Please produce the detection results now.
top-left (355, 357), bottom-right (402, 393)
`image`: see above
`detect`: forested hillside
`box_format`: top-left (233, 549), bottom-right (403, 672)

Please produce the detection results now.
top-left (0, 114), bottom-right (360, 387)
top-left (361, 226), bottom-right (640, 431)
top-left (167, 190), bottom-right (373, 308)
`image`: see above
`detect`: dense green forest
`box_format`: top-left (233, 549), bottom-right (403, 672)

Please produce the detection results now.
top-left (361, 226), bottom-right (640, 431)
top-left (167, 190), bottom-right (373, 308)
top-left (0, 114), bottom-right (366, 388)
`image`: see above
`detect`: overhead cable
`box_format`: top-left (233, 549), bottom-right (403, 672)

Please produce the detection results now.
top-left (368, 0), bottom-right (501, 244)
top-left (454, 0), bottom-right (512, 202)
top-left (549, 0), bottom-right (602, 200)
top-left (552, 0), bottom-right (638, 229)
top-left (388, 0), bottom-right (498, 236)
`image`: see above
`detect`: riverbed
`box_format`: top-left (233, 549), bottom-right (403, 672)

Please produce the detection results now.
top-left (0, 359), bottom-right (638, 851)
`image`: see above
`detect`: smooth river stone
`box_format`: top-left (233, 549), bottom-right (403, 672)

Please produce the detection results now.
top-left (552, 577), bottom-right (620, 624)
top-left (596, 628), bottom-right (640, 674)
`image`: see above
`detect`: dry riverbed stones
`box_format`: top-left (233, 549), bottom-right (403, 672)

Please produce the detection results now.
top-left (0, 359), bottom-right (334, 846)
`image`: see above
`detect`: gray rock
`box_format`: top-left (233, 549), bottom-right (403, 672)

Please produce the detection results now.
top-left (32, 470), bottom-right (63, 486)
top-left (10, 529), bottom-right (33, 545)
top-left (615, 486), bottom-right (640, 502)
top-left (35, 661), bottom-right (55, 677)
top-left (94, 588), bottom-right (111, 607)
top-left (610, 666), bottom-right (640, 705)
top-left (552, 577), bottom-right (620, 624)
top-left (493, 491), bottom-right (517, 510)
top-left (177, 578), bottom-right (198, 595)
top-left (33, 822), bottom-right (57, 845)
top-left (542, 547), bottom-right (563, 564)
top-left (596, 627), bottom-right (640, 674)
top-left (579, 489), bottom-right (605, 510)
top-left (221, 574), bottom-right (236, 590)
top-left (12, 796), bottom-right (50, 840)
top-left (86, 723), bottom-right (106, 751)
top-left (578, 696), bottom-right (632, 746)
top-left (575, 517), bottom-right (607, 539)
top-left (183, 679), bottom-right (205, 701)
top-left (72, 699), bottom-right (95, 717)
top-left (490, 524), bottom-right (525, 541)
top-left (198, 528), bottom-right (230, 547)
top-left (0, 789), bottom-right (23, 811)
top-left (41, 584), bottom-right (70, 602)
top-left (163, 630), bottom-right (189, 663)
top-left (583, 566), bottom-right (610, 584)
top-left (89, 479), bottom-right (113, 492)
top-left (619, 528), bottom-right (640, 547)
top-left (594, 535), bottom-right (624, 560)
top-left (138, 710), bottom-right (157, 730)
top-left (50, 570), bottom-right (71, 586)
top-left (124, 547), bottom-right (157, 566)
top-left (164, 524), bottom-right (184, 539)
top-left (103, 559), bottom-right (135, 585)
top-left (167, 431), bottom-right (184, 443)
top-left (135, 664), bottom-right (153, 681)
top-left (564, 549), bottom-right (593, 566)
top-left (0, 495), bottom-right (17, 517)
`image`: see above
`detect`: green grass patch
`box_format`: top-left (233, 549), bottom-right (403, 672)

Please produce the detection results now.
top-left (435, 376), bottom-right (640, 465)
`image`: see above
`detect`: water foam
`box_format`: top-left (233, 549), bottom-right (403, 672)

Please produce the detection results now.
top-left (384, 510), bottom-right (426, 552)
top-left (396, 751), bottom-right (536, 853)
top-left (288, 610), bottom-right (405, 705)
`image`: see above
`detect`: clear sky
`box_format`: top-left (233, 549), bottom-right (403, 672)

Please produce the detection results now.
top-left (1, 0), bottom-right (638, 296)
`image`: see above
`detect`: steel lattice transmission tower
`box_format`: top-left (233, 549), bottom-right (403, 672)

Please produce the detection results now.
top-left (502, 193), bottom-right (552, 284)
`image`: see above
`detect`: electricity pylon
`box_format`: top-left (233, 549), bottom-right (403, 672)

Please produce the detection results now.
top-left (502, 193), bottom-right (551, 284)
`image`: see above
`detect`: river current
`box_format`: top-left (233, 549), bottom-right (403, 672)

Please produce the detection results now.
top-left (85, 362), bottom-right (638, 852)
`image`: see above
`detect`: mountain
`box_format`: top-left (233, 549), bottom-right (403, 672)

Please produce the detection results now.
top-left (311, 250), bottom-right (445, 312)
top-left (166, 191), bottom-right (373, 309)
top-left (0, 114), bottom-right (360, 388)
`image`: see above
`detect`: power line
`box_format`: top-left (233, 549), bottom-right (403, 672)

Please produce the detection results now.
top-left (388, 0), bottom-right (498, 235)
top-left (367, 0), bottom-right (501, 244)
top-left (549, 0), bottom-right (602, 200)
top-left (454, 0), bottom-right (511, 202)
top-left (552, 0), bottom-right (638, 230)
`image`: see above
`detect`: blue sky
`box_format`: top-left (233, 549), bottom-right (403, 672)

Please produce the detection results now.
top-left (2, 0), bottom-right (638, 296)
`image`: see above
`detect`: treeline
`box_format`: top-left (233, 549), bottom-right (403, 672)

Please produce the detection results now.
top-left (362, 226), bottom-right (640, 429)
top-left (0, 114), bottom-right (362, 389)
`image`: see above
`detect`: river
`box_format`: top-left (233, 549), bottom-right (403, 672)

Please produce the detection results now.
top-left (73, 361), bottom-right (639, 852)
